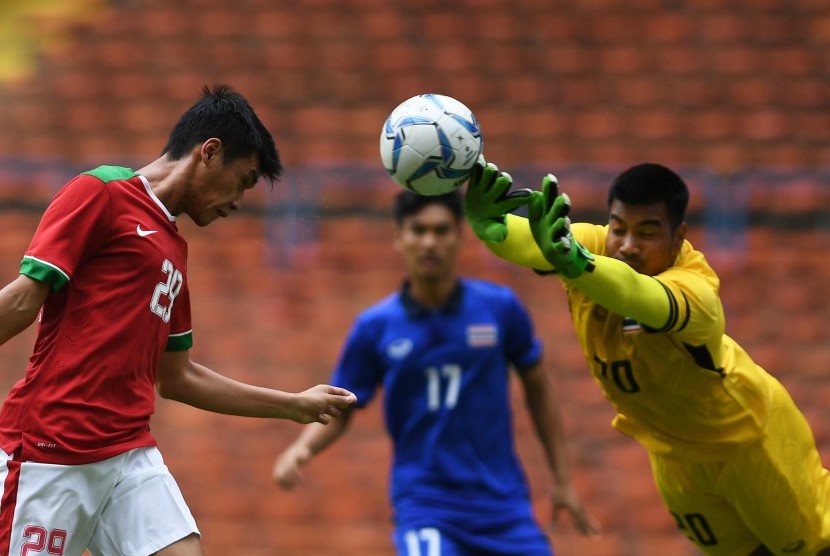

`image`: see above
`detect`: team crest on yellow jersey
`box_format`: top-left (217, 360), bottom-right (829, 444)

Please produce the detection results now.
top-left (622, 317), bottom-right (642, 334)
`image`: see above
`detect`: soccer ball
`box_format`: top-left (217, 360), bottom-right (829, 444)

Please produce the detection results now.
top-left (380, 93), bottom-right (484, 196)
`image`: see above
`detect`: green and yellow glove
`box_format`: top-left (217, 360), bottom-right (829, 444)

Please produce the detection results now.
top-left (464, 158), bottom-right (532, 243)
top-left (528, 174), bottom-right (595, 278)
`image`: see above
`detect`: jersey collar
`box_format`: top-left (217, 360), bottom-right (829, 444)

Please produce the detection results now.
top-left (399, 280), bottom-right (463, 317)
top-left (138, 174), bottom-right (176, 222)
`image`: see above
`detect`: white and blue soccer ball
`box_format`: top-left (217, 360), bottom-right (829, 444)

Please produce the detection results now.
top-left (380, 93), bottom-right (484, 196)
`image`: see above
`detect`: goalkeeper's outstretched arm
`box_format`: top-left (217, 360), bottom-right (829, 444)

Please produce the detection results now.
top-left (485, 214), bottom-right (554, 271)
top-left (488, 214), bottom-right (673, 330)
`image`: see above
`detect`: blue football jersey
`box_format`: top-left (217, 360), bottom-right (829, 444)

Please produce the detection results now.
top-left (331, 278), bottom-right (544, 531)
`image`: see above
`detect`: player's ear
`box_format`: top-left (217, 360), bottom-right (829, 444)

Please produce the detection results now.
top-left (672, 221), bottom-right (687, 253)
top-left (201, 138), bottom-right (222, 163)
top-left (393, 226), bottom-right (404, 253)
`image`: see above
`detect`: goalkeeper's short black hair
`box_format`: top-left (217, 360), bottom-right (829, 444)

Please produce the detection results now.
top-left (393, 190), bottom-right (463, 226)
top-left (608, 163), bottom-right (689, 230)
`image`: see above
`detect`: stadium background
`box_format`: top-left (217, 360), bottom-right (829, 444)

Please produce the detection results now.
top-left (1, 1), bottom-right (829, 554)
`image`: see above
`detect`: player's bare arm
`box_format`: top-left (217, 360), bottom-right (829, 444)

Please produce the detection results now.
top-left (0, 274), bottom-right (50, 346)
top-left (273, 407), bottom-right (354, 489)
top-left (155, 350), bottom-right (357, 424)
top-left (519, 361), bottom-right (601, 536)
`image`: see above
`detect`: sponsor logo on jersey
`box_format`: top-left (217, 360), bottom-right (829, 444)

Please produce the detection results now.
top-left (466, 324), bottom-right (498, 347)
top-left (136, 224), bottom-right (158, 237)
top-left (387, 338), bottom-right (413, 360)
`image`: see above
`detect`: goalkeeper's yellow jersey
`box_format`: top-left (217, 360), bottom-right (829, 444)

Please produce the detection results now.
top-left (493, 217), bottom-right (777, 461)
top-left (572, 223), bottom-right (776, 461)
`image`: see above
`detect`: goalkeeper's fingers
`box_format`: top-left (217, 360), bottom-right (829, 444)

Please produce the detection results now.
top-left (491, 178), bottom-right (531, 212)
top-left (541, 174), bottom-right (559, 211)
top-left (527, 190), bottom-right (545, 224)
top-left (480, 162), bottom-right (502, 195)
top-left (541, 175), bottom-right (573, 221)
top-left (551, 192), bottom-right (572, 219)
top-left (505, 188), bottom-right (533, 199)
top-left (497, 195), bottom-right (532, 214)
top-left (550, 216), bottom-right (572, 243)
top-left (492, 172), bottom-right (513, 194)
top-left (467, 159), bottom-right (498, 193)
top-left (468, 161), bottom-right (483, 190)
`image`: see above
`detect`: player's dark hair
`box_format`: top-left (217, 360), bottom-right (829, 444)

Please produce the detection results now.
top-left (608, 163), bottom-right (689, 230)
top-left (162, 84), bottom-right (282, 184)
top-left (393, 190), bottom-right (463, 226)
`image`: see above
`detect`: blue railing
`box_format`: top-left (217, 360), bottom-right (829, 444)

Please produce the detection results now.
top-left (2, 156), bottom-right (829, 268)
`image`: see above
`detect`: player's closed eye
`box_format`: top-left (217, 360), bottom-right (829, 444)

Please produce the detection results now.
top-left (411, 224), bottom-right (450, 237)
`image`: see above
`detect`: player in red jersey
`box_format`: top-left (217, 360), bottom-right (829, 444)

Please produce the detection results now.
top-left (0, 85), bottom-right (356, 556)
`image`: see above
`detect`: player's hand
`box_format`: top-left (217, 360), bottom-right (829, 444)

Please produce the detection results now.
top-left (273, 443), bottom-right (312, 490)
top-left (464, 157), bottom-right (532, 243)
top-left (528, 174), bottom-right (595, 278)
top-left (551, 484), bottom-right (602, 536)
top-left (291, 384), bottom-right (357, 425)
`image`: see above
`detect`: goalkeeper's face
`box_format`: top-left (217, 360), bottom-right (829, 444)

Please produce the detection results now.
top-left (606, 200), bottom-right (686, 276)
top-left (395, 204), bottom-right (461, 283)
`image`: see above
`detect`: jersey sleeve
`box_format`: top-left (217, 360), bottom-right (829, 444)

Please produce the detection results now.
top-left (485, 214), bottom-right (555, 271)
top-left (484, 217), bottom-right (607, 273)
top-left (571, 236), bottom-right (723, 343)
top-left (649, 245), bottom-right (724, 343)
top-left (329, 316), bottom-right (384, 407)
top-left (501, 289), bottom-right (543, 372)
top-left (165, 279), bottom-right (193, 351)
top-left (21, 175), bottom-right (111, 291)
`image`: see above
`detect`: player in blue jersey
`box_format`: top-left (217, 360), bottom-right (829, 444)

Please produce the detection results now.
top-left (273, 189), bottom-right (599, 555)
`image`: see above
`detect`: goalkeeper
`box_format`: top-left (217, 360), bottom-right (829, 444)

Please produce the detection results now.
top-left (464, 159), bottom-right (830, 556)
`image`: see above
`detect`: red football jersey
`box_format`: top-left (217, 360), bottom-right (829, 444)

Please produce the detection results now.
top-left (0, 166), bottom-right (192, 464)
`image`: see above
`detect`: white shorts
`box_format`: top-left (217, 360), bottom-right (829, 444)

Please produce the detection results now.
top-left (0, 446), bottom-right (199, 556)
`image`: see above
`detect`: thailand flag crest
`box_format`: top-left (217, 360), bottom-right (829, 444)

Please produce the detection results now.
top-left (622, 317), bottom-right (642, 334)
top-left (467, 324), bottom-right (498, 347)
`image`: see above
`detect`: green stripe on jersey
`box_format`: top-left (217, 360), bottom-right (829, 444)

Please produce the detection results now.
top-left (20, 256), bottom-right (69, 292)
top-left (82, 166), bottom-right (137, 182)
top-left (166, 331), bottom-right (193, 352)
